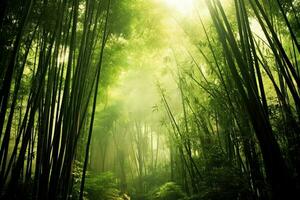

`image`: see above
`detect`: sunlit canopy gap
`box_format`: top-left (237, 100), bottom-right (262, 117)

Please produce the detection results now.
top-left (159, 0), bottom-right (231, 18)
top-left (163, 0), bottom-right (195, 15)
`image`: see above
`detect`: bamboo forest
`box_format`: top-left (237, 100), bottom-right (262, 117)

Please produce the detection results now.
top-left (1, 0), bottom-right (300, 199)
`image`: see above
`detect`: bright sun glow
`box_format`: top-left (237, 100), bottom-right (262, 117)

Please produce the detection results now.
top-left (163, 0), bottom-right (195, 15)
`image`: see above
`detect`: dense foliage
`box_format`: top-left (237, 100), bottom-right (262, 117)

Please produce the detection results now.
top-left (1, 0), bottom-right (300, 200)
